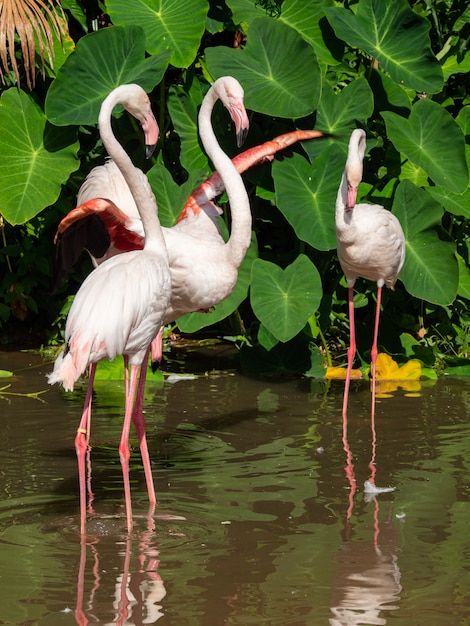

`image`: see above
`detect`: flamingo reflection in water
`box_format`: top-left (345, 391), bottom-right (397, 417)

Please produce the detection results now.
top-left (329, 402), bottom-right (401, 625)
top-left (73, 505), bottom-right (185, 625)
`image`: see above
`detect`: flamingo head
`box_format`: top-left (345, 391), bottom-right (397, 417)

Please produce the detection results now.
top-left (214, 76), bottom-right (250, 148)
top-left (120, 85), bottom-right (160, 158)
top-left (345, 129), bottom-right (366, 209)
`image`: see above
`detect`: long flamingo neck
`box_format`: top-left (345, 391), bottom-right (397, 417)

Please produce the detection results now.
top-left (198, 85), bottom-right (251, 268)
top-left (99, 88), bottom-right (165, 251)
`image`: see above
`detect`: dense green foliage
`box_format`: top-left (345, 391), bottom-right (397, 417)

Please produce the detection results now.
top-left (0, 0), bottom-right (469, 374)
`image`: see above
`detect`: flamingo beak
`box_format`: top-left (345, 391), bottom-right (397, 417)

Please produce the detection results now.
top-left (347, 184), bottom-right (358, 209)
top-left (141, 108), bottom-right (159, 159)
top-left (229, 98), bottom-right (250, 147)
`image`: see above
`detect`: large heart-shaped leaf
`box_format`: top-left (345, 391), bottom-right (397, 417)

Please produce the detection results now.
top-left (325, 0), bottom-right (443, 93)
top-left (45, 25), bottom-right (170, 126)
top-left (273, 145), bottom-right (343, 251)
top-left (0, 89), bottom-right (79, 225)
top-left (393, 180), bottom-right (457, 305)
top-left (383, 99), bottom-right (468, 194)
top-left (206, 17), bottom-right (320, 118)
top-left (107, 0), bottom-right (208, 68)
top-left (176, 233), bottom-right (258, 333)
top-left (250, 254), bottom-right (322, 342)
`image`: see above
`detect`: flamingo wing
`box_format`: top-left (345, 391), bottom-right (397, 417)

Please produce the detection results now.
top-left (52, 129), bottom-right (327, 287)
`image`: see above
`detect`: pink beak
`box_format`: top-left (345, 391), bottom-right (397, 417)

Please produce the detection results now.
top-left (347, 184), bottom-right (357, 209)
top-left (229, 98), bottom-right (249, 147)
top-left (141, 108), bottom-right (160, 158)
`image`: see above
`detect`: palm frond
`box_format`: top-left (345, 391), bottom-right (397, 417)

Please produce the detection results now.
top-left (0, 0), bottom-right (67, 89)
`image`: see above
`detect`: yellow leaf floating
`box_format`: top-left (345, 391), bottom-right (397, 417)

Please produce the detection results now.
top-left (375, 353), bottom-right (422, 381)
top-left (374, 353), bottom-right (422, 398)
top-left (324, 353), bottom-right (422, 398)
top-left (325, 366), bottom-right (362, 380)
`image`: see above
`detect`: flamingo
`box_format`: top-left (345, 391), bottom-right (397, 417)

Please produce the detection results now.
top-left (52, 128), bottom-right (326, 289)
top-left (48, 84), bottom-right (171, 534)
top-left (55, 77), bottom-right (260, 364)
top-left (336, 129), bottom-right (405, 419)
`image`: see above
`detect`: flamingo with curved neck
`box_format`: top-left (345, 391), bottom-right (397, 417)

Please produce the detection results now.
top-left (48, 84), bottom-right (171, 533)
top-left (336, 129), bottom-right (405, 420)
top-left (161, 76), bottom-right (252, 324)
top-left (52, 128), bottom-right (326, 291)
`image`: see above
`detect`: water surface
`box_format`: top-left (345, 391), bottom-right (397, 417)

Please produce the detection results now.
top-left (1, 349), bottom-right (469, 625)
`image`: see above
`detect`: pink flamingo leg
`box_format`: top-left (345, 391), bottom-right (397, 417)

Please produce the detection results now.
top-left (131, 346), bottom-right (156, 504)
top-left (370, 285), bottom-right (383, 421)
top-left (342, 284), bottom-right (356, 418)
top-left (119, 363), bottom-right (141, 532)
top-left (75, 362), bottom-right (97, 535)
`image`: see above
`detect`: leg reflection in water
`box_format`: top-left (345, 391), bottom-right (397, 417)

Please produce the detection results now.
top-left (74, 504), bottom-right (185, 626)
top-left (330, 407), bottom-right (401, 625)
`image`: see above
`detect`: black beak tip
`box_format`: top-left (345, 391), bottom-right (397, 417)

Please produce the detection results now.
top-left (146, 143), bottom-right (157, 159)
top-left (237, 127), bottom-right (249, 149)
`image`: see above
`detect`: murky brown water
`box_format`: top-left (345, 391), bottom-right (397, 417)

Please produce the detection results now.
top-left (1, 348), bottom-right (470, 625)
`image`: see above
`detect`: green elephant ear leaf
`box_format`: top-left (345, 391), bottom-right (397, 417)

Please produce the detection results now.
top-left (107, 0), bottom-right (208, 68)
top-left (206, 17), bottom-right (321, 118)
top-left (250, 254), bottom-right (322, 342)
top-left (393, 180), bottom-right (457, 305)
top-left (273, 145), bottom-right (343, 251)
top-left (325, 0), bottom-right (443, 93)
top-left (383, 99), bottom-right (468, 193)
top-left (0, 89), bottom-right (79, 225)
top-left (45, 25), bottom-right (170, 126)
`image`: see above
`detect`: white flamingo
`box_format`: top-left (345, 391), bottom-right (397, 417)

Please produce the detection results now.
top-left (56, 77), bottom-right (254, 362)
top-left (336, 129), bottom-right (405, 418)
top-left (48, 84), bottom-right (171, 534)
